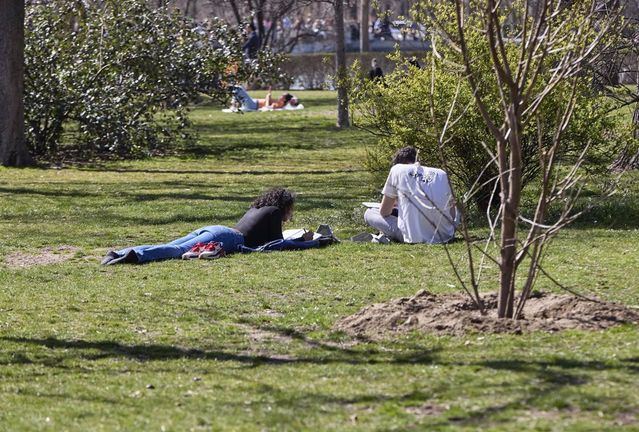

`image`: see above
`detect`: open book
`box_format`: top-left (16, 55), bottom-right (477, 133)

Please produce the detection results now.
top-left (282, 228), bottom-right (322, 240)
top-left (282, 224), bottom-right (336, 241)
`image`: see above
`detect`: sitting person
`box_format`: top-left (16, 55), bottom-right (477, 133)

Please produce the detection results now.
top-left (101, 187), bottom-right (321, 265)
top-left (230, 85), bottom-right (299, 111)
top-left (368, 58), bottom-right (384, 82)
top-left (364, 146), bottom-right (458, 244)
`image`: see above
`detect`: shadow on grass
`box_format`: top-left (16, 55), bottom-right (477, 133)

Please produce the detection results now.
top-left (0, 185), bottom-right (255, 204)
top-left (2, 332), bottom-right (638, 426)
top-left (567, 201), bottom-right (639, 230)
top-left (1, 336), bottom-right (440, 368)
top-left (76, 167), bottom-right (366, 176)
top-left (427, 357), bottom-right (638, 427)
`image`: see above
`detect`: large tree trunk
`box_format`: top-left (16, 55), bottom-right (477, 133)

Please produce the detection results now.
top-left (334, 0), bottom-right (349, 128)
top-left (359, 0), bottom-right (369, 52)
top-left (0, 0), bottom-right (32, 167)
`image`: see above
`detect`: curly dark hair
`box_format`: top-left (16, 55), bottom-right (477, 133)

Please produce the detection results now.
top-left (252, 187), bottom-right (296, 216)
top-left (391, 146), bottom-right (418, 166)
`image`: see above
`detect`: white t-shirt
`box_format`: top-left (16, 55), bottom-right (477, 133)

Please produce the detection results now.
top-left (382, 163), bottom-right (457, 244)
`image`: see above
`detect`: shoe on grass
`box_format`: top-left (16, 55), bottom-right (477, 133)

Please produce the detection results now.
top-left (318, 236), bottom-right (338, 248)
top-left (350, 232), bottom-right (374, 242)
top-left (317, 224), bottom-right (340, 243)
top-left (103, 249), bottom-right (139, 265)
top-left (101, 251), bottom-right (119, 265)
top-left (372, 233), bottom-right (391, 244)
top-left (182, 242), bottom-right (207, 259)
top-left (198, 242), bottom-right (226, 259)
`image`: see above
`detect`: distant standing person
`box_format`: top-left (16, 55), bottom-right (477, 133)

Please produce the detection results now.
top-left (242, 22), bottom-right (260, 60)
top-left (368, 58), bottom-right (384, 81)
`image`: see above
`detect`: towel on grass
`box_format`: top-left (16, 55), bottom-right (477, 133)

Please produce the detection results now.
top-left (222, 103), bottom-right (305, 113)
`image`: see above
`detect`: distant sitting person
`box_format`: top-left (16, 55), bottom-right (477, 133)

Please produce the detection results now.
top-left (101, 187), bottom-right (321, 265)
top-left (230, 85), bottom-right (299, 111)
top-left (408, 56), bottom-right (421, 69)
top-left (364, 146), bottom-right (458, 244)
top-left (242, 22), bottom-right (261, 60)
top-left (368, 58), bottom-right (384, 81)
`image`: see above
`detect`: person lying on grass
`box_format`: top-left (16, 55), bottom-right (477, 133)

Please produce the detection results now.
top-left (364, 146), bottom-right (459, 244)
top-left (230, 85), bottom-right (299, 111)
top-left (101, 187), bottom-right (330, 265)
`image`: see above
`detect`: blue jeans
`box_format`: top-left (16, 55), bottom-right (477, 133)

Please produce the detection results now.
top-left (231, 85), bottom-right (258, 111)
top-left (115, 225), bottom-right (244, 264)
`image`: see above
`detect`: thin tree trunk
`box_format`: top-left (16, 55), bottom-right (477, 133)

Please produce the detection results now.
top-left (497, 107), bottom-right (523, 318)
top-left (334, 0), bottom-right (349, 128)
top-left (0, 0), bottom-right (32, 167)
top-left (184, 0), bottom-right (193, 16)
top-left (255, 0), bottom-right (266, 48)
top-left (359, 0), bottom-right (369, 52)
top-left (227, 0), bottom-right (243, 25)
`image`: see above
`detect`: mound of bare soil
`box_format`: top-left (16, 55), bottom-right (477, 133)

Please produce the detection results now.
top-left (335, 290), bottom-right (639, 337)
top-left (3, 246), bottom-right (79, 269)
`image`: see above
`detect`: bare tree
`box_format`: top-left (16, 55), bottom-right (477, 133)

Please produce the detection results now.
top-left (420, 0), bottom-right (624, 318)
top-left (209, 0), bottom-right (305, 50)
top-left (334, 0), bottom-right (350, 127)
top-left (360, 0), bottom-right (370, 52)
top-left (0, 0), bottom-right (33, 167)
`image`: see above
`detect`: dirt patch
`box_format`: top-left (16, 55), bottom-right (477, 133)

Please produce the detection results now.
top-left (335, 290), bottom-right (639, 337)
top-left (406, 402), bottom-right (449, 418)
top-left (3, 246), bottom-right (80, 269)
top-left (615, 411), bottom-right (638, 426)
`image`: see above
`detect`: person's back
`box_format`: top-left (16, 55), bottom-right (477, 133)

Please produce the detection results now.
top-left (383, 163), bottom-right (456, 243)
top-left (234, 206), bottom-right (283, 248)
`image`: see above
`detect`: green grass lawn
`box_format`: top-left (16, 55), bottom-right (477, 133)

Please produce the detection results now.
top-left (1, 91), bottom-right (638, 431)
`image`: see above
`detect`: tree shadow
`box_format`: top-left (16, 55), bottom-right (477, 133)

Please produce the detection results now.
top-left (77, 167), bottom-right (366, 176)
top-left (0, 336), bottom-right (441, 368)
top-left (568, 201), bottom-right (639, 230)
top-left (2, 331), bottom-right (638, 426)
top-left (428, 357), bottom-right (638, 427)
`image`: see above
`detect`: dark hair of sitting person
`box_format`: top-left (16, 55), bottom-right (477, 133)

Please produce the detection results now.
top-left (252, 187), bottom-right (296, 215)
top-left (391, 146), bottom-right (418, 166)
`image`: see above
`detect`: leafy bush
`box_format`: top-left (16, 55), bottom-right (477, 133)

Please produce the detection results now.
top-left (24, 0), bottom-right (285, 159)
top-left (350, 33), bottom-right (627, 212)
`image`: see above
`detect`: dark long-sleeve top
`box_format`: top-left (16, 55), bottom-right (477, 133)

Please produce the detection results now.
top-left (369, 67), bottom-right (384, 81)
top-left (242, 31), bottom-right (260, 59)
top-left (234, 206), bottom-right (283, 248)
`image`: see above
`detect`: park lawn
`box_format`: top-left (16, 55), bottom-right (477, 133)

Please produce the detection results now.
top-left (0, 90), bottom-right (638, 431)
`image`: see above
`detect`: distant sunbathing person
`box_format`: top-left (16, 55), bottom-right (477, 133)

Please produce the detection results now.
top-left (231, 85), bottom-right (299, 111)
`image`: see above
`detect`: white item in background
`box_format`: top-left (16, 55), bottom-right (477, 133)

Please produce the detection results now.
top-left (224, 103), bottom-right (304, 113)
